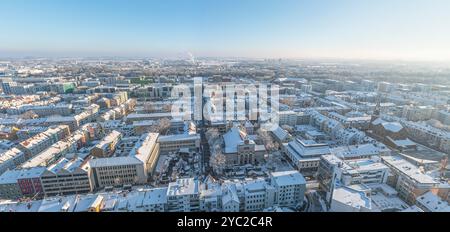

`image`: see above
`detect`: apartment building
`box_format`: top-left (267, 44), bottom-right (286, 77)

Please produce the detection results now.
top-left (17, 125), bottom-right (71, 159)
top-left (242, 179), bottom-right (276, 212)
top-left (90, 130), bottom-right (122, 158)
top-left (318, 155), bottom-right (389, 198)
top-left (0, 169), bottom-right (22, 199)
top-left (270, 171), bottom-right (306, 208)
top-left (16, 167), bottom-right (47, 197)
top-left (382, 156), bottom-right (440, 205)
top-left (0, 148), bottom-right (26, 175)
top-left (166, 178), bottom-right (200, 212)
top-left (87, 133), bottom-right (160, 190)
top-left (21, 131), bottom-right (85, 169)
top-left (328, 112), bottom-right (372, 130)
top-left (128, 133), bottom-right (160, 175)
top-left (40, 157), bottom-right (91, 197)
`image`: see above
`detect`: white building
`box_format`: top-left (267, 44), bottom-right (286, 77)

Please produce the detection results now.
top-left (330, 185), bottom-right (373, 212)
top-left (382, 156), bottom-right (441, 204)
top-left (283, 139), bottom-right (330, 175)
top-left (242, 179), bottom-right (276, 212)
top-left (318, 154), bottom-right (389, 206)
top-left (166, 178), bottom-right (200, 212)
top-left (88, 156), bottom-right (146, 189)
top-left (158, 133), bottom-right (200, 154)
top-left (0, 148), bottom-right (26, 175)
top-left (17, 125), bottom-right (71, 159)
top-left (270, 171), bottom-right (306, 208)
top-left (40, 157), bottom-right (91, 197)
top-left (415, 191), bottom-right (450, 212)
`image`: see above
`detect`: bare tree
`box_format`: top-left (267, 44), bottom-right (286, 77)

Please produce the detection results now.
top-left (206, 128), bottom-right (221, 147)
top-left (143, 102), bottom-right (156, 113)
top-left (158, 118), bottom-right (171, 134)
top-left (281, 125), bottom-right (294, 134)
top-left (20, 110), bottom-right (38, 119)
top-left (149, 117), bottom-right (172, 134)
top-left (210, 146), bottom-right (226, 175)
top-left (257, 128), bottom-right (278, 151)
top-left (280, 97), bottom-right (296, 108)
top-left (427, 119), bottom-right (450, 132)
top-left (162, 104), bottom-right (172, 113)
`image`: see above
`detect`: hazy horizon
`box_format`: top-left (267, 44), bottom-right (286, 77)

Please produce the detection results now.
top-left (1, 0), bottom-right (450, 62)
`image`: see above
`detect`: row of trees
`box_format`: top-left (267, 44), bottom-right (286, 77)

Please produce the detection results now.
top-left (206, 128), bottom-right (226, 175)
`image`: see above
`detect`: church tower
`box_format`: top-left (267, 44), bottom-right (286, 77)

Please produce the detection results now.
top-left (371, 95), bottom-right (381, 123)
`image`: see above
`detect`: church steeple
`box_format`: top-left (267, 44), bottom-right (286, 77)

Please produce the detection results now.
top-left (371, 95), bottom-right (381, 122)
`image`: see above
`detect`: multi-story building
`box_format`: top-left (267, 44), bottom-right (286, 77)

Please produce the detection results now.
top-left (40, 157), bottom-right (91, 197)
top-left (166, 178), bottom-right (200, 212)
top-left (328, 112), bottom-right (372, 130)
top-left (317, 154), bottom-right (389, 208)
top-left (330, 143), bottom-right (390, 160)
top-left (330, 185), bottom-right (373, 212)
top-left (16, 167), bottom-right (47, 197)
top-left (87, 133), bottom-right (160, 189)
top-left (1, 170), bottom-right (309, 211)
top-left (90, 130), bottom-right (122, 158)
top-left (20, 132), bottom-right (84, 169)
top-left (271, 125), bottom-right (291, 143)
top-left (0, 169), bottom-right (22, 199)
top-left (128, 133), bottom-right (160, 175)
top-left (401, 120), bottom-right (450, 154)
top-left (382, 156), bottom-right (440, 205)
top-left (402, 105), bottom-right (434, 122)
top-left (17, 125), bottom-right (71, 159)
top-left (115, 188), bottom-right (168, 212)
top-left (415, 191), bottom-right (450, 212)
top-left (16, 127), bottom-right (47, 140)
top-left (283, 139), bottom-right (330, 176)
top-left (125, 112), bottom-right (173, 124)
top-left (277, 111), bottom-right (300, 126)
top-left (0, 148), bottom-right (26, 175)
top-left (269, 171), bottom-right (306, 208)
top-left (158, 133), bottom-right (200, 154)
top-left (242, 179), bottom-right (276, 212)
top-left (437, 110), bottom-right (450, 125)
top-left (6, 104), bottom-right (73, 117)
top-left (88, 156), bottom-right (146, 190)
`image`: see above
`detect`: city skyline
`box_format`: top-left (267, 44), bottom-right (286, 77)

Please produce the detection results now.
top-left (1, 0), bottom-right (450, 61)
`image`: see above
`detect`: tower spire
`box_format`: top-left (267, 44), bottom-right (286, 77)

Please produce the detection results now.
top-left (371, 94), bottom-right (381, 122)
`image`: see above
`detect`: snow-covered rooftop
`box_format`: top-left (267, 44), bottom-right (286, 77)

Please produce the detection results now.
top-left (223, 127), bottom-right (244, 154)
top-left (332, 186), bottom-right (372, 211)
top-left (382, 156), bottom-right (438, 185)
top-left (270, 170), bottom-right (306, 186)
top-left (167, 178), bottom-right (199, 196)
top-left (416, 191), bottom-right (450, 212)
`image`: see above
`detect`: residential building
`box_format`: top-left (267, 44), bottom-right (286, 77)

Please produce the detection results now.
top-left (90, 130), bottom-right (122, 157)
top-left (270, 171), bottom-right (306, 208)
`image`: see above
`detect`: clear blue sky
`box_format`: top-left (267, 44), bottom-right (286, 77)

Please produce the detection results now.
top-left (1, 0), bottom-right (450, 61)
